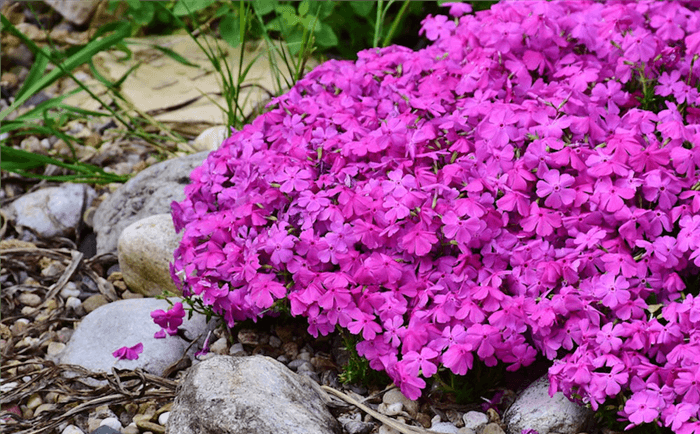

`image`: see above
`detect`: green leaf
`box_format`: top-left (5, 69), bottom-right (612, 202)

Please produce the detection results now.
top-left (314, 22), bottom-right (338, 47)
top-left (130, 1), bottom-right (155, 25)
top-left (350, 2), bottom-right (374, 17)
top-left (219, 13), bottom-right (242, 48)
top-left (0, 145), bottom-right (129, 184)
top-left (151, 45), bottom-right (200, 67)
top-left (125, 0), bottom-right (141, 10)
top-left (0, 17), bottom-right (131, 122)
top-left (298, 0), bottom-right (310, 16)
top-left (274, 5), bottom-right (296, 17)
top-left (252, 0), bottom-right (277, 16)
top-left (14, 48), bottom-right (50, 102)
top-left (172, 0), bottom-right (217, 16)
top-left (284, 29), bottom-right (304, 56)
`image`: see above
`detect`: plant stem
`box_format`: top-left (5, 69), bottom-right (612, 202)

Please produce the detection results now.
top-left (383, 0), bottom-right (410, 47)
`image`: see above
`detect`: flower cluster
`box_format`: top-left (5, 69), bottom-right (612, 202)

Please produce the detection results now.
top-left (170, 0), bottom-right (700, 430)
top-left (151, 302), bottom-right (186, 339)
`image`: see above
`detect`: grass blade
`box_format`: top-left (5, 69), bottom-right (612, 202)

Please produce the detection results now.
top-left (0, 16), bottom-right (131, 122)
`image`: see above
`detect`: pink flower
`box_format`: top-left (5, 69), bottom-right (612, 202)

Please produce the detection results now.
top-left (113, 343), bottom-right (143, 361)
top-left (624, 390), bottom-right (662, 427)
top-left (536, 169), bottom-right (576, 208)
top-left (151, 302), bottom-right (186, 338)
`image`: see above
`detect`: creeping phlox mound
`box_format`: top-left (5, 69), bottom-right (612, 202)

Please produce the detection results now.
top-left (171, 1), bottom-right (700, 429)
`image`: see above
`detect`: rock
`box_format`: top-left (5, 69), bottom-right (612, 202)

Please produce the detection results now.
top-left (463, 411), bottom-right (489, 432)
top-left (503, 376), bottom-right (591, 434)
top-left (192, 126), bottom-right (229, 152)
top-left (481, 423), bottom-right (505, 434)
top-left (117, 214), bottom-right (182, 297)
top-left (430, 421), bottom-right (461, 434)
top-left (94, 151), bottom-right (209, 255)
top-left (49, 298), bottom-right (216, 382)
top-left (228, 343), bottom-right (246, 357)
top-left (167, 355), bottom-right (341, 434)
top-left (158, 412), bottom-right (170, 426)
top-left (82, 294), bottom-right (108, 313)
top-left (18, 292), bottom-right (41, 306)
top-left (26, 393), bottom-right (42, 409)
top-left (98, 417), bottom-right (122, 431)
top-left (4, 183), bottom-right (96, 239)
top-left (47, 342), bottom-right (66, 357)
top-left (44, 0), bottom-right (100, 25)
top-left (208, 337), bottom-right (228, 355)
top-left (382, 388), bottom-right (419, 418)
top-left (136, 420), bottom-right (165, 434)
top-left (337, 415), bottom-right (373, 434)
top-left (61, 425), bottom-right (85, 434)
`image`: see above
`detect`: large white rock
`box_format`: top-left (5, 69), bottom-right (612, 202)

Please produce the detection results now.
top-left (50, 298), bottom-right (215, 381)
top-left (503, 376), bottom-right (591, 434)
top-left (93, 151), bottom-right (209, 255)
top-left (118, 214), bottom-right (182, 297)
top-left (166, 355), bottom-right (341, 434)
top-left (4, 183), bottom-right (96, 238)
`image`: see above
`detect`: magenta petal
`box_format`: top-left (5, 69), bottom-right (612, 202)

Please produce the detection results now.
top-left (154, 329), bottom-right (166, 339)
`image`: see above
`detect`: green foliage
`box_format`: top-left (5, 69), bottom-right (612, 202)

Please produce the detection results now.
top-left (433, 359), bottom-right (505, 405)
top-left (338, 331), bottom-right (392, 389)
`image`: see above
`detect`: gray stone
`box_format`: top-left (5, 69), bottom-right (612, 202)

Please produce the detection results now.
top-left (94, 152), bottom-right (209, 255)
top-left (503, 376), bottom-right (591, 434)
top-left (337, 415), bottom-right (373, 434)
top-left (4, 183), bottom-right (96, 238)
top-left (430, 422), bottom-right (460, 434)
top-left (117, 214), bottom-right (182, 297)
top-left (463, 411), bottom-right (488, 432)
top-left (382, 388), bottom-right (419, 418)
top-left (481, 423), bottom-right (505, 434)
top-left (167, 355), bottom-right (341, 434)
top-left (50, 298), bottom-right (216, 381)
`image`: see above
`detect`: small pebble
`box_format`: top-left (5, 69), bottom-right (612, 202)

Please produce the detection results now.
top-left (65, 296), bottom-right (82, 310)
top-left (61, 425), bottom-right (85, 434)
top-left (379, 425), bottom-right (401, 434)
top-left (268, 335), bottom-right (282, 348)
top-left (228, 343), bottom-right (246, 357)
top-left (209, 337), bottom-right (228, 355)
top-left (463, 411), bottom-right (488, 431)
top-left (430, 421), bottom-right (461, 434)
top-left (99, 417), bottom-right (122, 431)
top-left (122, 423), bottom-right (139, 434)
top-left (481, 423), bottom-right (506, 434)
top-left (136, 420), bottom-right (165, 434)
top-left (26, 393), bottom-right (42, 409)
top-left (382, 402), bottom-right (404, 416)
top-left (47, 341), bottom-right (66, 357)
top-left (34, 403), bottom-right (55, 416)
top-left (157, 411), bottom-right (170, 426)
top-left (298, 351), bottom-right (312, 361)
top-left (288, 359), bottom-right (313, 371)
top-left (19, 292), bottom-right (42, 306)
top-left (60, 282), bottom-right (80, 299)
top-left (11, 318), bottom-right (30, 336)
